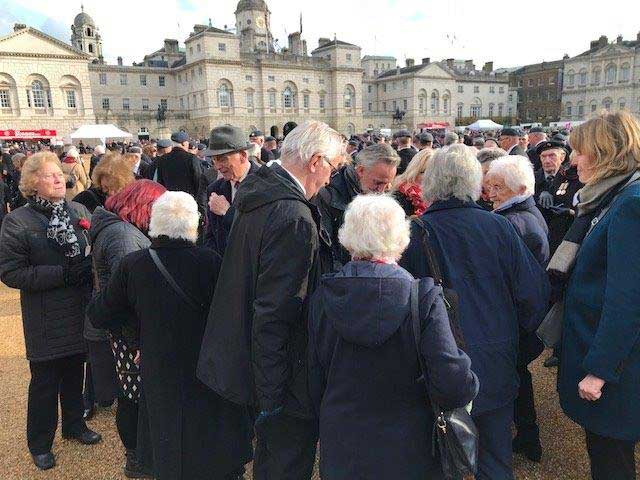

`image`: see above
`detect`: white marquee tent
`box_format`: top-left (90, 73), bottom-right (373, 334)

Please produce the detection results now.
top-left (69, 124), bottom-right (133, 145)
top-left (467, 119), bottom-right (504, 131)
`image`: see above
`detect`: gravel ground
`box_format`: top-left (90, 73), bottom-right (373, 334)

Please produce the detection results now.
top-left (0, 283), bottom-right (637, 479)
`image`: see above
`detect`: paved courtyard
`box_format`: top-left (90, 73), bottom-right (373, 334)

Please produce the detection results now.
top-left (0, 283), bottom-right (636, 479)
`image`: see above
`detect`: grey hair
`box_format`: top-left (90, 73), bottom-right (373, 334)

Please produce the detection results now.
top-left (443, 132), bottom-right (459, 146)
top-left (338, 194), bottom-right (410, 261)
top-left (355, 143), bottom-right (400, 169)
top-left (422, 144), bottom-right (482, 202)
top-left (477, 147), bottom-right (508, 164)
top-left (148, 191), bottom-right (199, 243)
top-left (473, 137), bottom-right (485, 148)
top-left (280, 120), bottom-right (345, 168)
top-left (486, 155), bottom-right (535, 196)
top-left (247, 143), bottom-right (261, 159)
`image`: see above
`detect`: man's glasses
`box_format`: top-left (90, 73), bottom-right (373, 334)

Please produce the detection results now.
top-left (323, 157), bottom-right (339, 176)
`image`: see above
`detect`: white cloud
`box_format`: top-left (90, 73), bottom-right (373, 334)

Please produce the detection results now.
top-left (1, 0), bottom-right (639, 68)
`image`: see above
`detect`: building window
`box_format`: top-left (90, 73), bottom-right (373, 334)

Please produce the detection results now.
top-left (180, 97), bottom-right (184, 109)
top-left (120, 73), bottom-right (127, 86)
top-left (368, 102), bottom-right (372, 111)
top-left (303, 93), bottom-right (310, 109)
top-left (508, 94), bottom-right (513, 102)
top-left (499, 86), bottom-right (505, 94)
top-left (528, 79), bottom-right (534, 87)
top-left (419, 96), bottom-right (425, 112)
top-left (566, 70), bottom-right (575, 87)
top-left (591, 101), bottom-right (597, 113)
top-left (393, 100), bottom-right (397, 110)
top-left (383, 84), bottom-right (387, 93)
top-left (346, 53), bottom-right (352, 62)
top-left (193, 95), bottom-right (197, 108)
top-left (283, 87), bottom-right (294, 108)
top-left (578, 103), bottom-right (584, 116)
top-left (592, 68), bottom-right (601, 85)
top-left (606, 65), bottom-right (616, 84)
top-left (367, 85), bottom-right (372, 93)
top-left (269, 91), bottom-right (276, 109)
top-left (344, 85), bottom-right (355, 109)
top-left (579, 70), bottom-right (587, 86)
top-left (160, 99), bottom-right (168, 109)
top-left (382, 101), bottom-right (387, 111)
top-left (430, 91), bottom-right (439, 114)
top-left (197, 43), bottom-right (201, 53)
top-left (102, 97), bottom-right (110, 110)
top-left (488, 104), bottom-right (494, 117)
top-left (566, 103), bottom-right (572, 116)
top-left (538, 78), bottom-right (543, 86)
top-left (498, 104), bottom-right (504, 116)
top-left (140, 74), bottom-right (147, 86)
top-left (159, 76), bottom-right (166, 87)
top-left (200, 92), bottom-right (204, 105)
top-left (619, 99), bottom-right (626, 110)
top-left (218, 84), bottom-right (232, 108)
top-left (0, 89), bottom-right (10, 108)
top-left (303, 77), bottom-right (309, 84)
top-left (31, 80), bottom-right (45, 108)
top-left (319, 78), bottom-right (325, 85)
top-left (603, 98), bottom-right (612, 110)
top-left (246, 91), bottom-right (254, 110)
top-left (470, 104), bottom-right (481, 117)
top-left (218, 43), bottom-right (226, 52)
top-left (268, 75), bottom-right (275, 82)
top-left (198, 66), bottom-right (203, 76)
top-left (549, 77), bottom-right (555, 85)
top-left (403, 80), bottom-right (407, 89)
top-left (99, 73), bottom-right (107, 85)
top-left (443, 96), bottom-right (450, 114)
top-left (189, 47), bottom-right (193, 55)
top-left (458, 85), bottom-right (463, 93)
top-left (489, 86), bottom-right (495, 94)
top-left (403, 99), bottom-right (407, 110)
top-left (327, 54), bottom-right (331, 60)
top-left (122, 98), bottom-right (130, 110)
top-left (246, 75), bottom-right (253, 81)
top-left (620, 64), bottom-right (631, 83)
top-left (66, 90), bottom-right (77, 109)
top-left (457, 103), bottom-right (464, 118)
top-left (142, 98), bottom-right (149, 110)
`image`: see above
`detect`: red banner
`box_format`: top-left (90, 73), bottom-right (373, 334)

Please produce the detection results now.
top-left (0, 129), bottom-right (57, 139)
top-left (417, 122), bottom-right (450, 129)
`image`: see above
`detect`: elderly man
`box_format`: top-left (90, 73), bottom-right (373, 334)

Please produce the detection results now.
top-left (249, 130), bottom-right (275, 163)
top-left (89, 145), bottom-right (106, 177)
top-left (315, 143), bottom-right (400, 272)
top-left (264, 136), bottom-right (279, 159)
top-left (443, 131), bottom-right (459, 147)
top-left (155, 132), bottom-right (203, 207)
top-left (395, 130), bottom-right (416, 174)
top-left (203, 126), bottom-right (261, 257)
top-left (346, 139), bottom-right (359, 161)
top-left (476, 147), bottom-right (508, 211)
top-left (127, 146), bottom-right (151, 179)
top-left (518, 132), bottom-right (529, 152)
top-left (197, 120), bottom-right (343, 480)
top-left (416, 132), bottom-right (434, 150)
top-left (526, 126), bottom-right (547, 170)
top-left (499, 128), bottom-right (527, 156)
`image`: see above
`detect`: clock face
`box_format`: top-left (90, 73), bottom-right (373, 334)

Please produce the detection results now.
top-left (256, 17), bottom-right (265, 29)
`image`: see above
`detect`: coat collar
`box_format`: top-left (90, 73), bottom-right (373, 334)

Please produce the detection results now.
top-left (495, 195), bottom-right (536, 214)
top-left (426, 197), bottom-right (483, 213)
top-left (150, 236), bottom-right (195, 249)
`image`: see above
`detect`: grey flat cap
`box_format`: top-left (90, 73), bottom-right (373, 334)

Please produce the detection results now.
top-left (157, 139), bottom-right (172, 148)
top-left (204, 125), bottom-right (253, 157)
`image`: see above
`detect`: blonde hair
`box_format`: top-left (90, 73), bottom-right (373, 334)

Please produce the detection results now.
top-left (19, 152), bottom-right (62, 197)
top-left (393, 148), bottom-right (433, 190)
top-left (570, 111), bottom-right (640, 184)
top-left (91, 152), bottom-right (135, 195)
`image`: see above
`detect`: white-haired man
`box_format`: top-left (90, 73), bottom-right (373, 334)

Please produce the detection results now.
top-left (315, 143), bottom-right (400, 272)
top-left (89, 144), bottom-right (105, 177)
top-left (198, 120), bottom-right (344, 480)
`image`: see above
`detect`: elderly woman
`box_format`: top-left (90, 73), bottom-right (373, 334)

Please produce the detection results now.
top-left (8, 152), bottom-right (28, 210)
top-left (556, 111), bottom-right (640, 479)
top-left (486, 155), bottom-right (549, 463)
top-left (309, 194), bottom-right (478, 480)
top-left (476, 147), bottom-right (507, 211)
top-left (61, 147), bottom-right (91, 201)
top-left (400, 144), bottom-right (549, 480)
top-left (0, 152), bottom-right (101, 471)
top-left (391, 148), bottom-right (433, 216)
top-left (87, 191), bottom-right (252, 480)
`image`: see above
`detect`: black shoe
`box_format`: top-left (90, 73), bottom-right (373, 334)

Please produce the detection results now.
top-left (124, 449), bottom-right (154, 479)
top-left (32, 452), bottom-right (55, 470)
top-left (83, 405), bottom-right (96, 421)
top-left (513, 433), bottom-right (542, 462)
top-left (62, 428), bottom-right (102, 445)
top-left (543, 355), bottom-right (559, 368)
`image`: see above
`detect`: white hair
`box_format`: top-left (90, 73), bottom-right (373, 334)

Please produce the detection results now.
top-left (422, 144), bottom-right (482, 202)
top-left (338, 194), bottom-right (410, 262)
top-left (66, 146), bottom-right (79, 158)
top-left (486, 155), bottom-right (535, 196)
top-left (94, 145), bottom-right (106, 155)
top-left (148, 191), bottom-right (199, 243)
top-left (247, 143), bottom-right (261, 159)
top-left (280, 120), bottom-right (345, 167)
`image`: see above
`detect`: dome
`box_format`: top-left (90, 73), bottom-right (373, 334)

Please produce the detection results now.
top-left (74, 10), bottom-right (95, 28)
top-left (235, 0), bottom-right (268, 13)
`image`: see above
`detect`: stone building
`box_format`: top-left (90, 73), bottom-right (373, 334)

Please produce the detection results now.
top-left (561, 33), bottom-right (640, 121)
top-left (510, 59), bottom-right (564, 124)
top-left (70, 6), bottom-right (103, 62)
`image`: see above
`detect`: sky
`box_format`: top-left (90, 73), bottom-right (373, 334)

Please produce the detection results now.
top-left (1, 0), bottom-right (639, 69)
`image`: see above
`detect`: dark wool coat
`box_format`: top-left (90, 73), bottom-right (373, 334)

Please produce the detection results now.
top-left (203, 161), bottom-right (260, 257)
top-left (87, 238), bottom-right (252, 479)
top-left (399, 199), bottom-right (550, 414)
top-left (73, 187), bottom-right (108, 214)
top-left (397, 147), bottom-right (417, 174)
top-left (198, 164), bottom-right (329, 418)
top-left (0, 201), bottom-right (91, 361)
top-left (155, 147), bottom-right (203, 205)
top-left (308, 261), bottom-right (478, 480)
top-left (559, 183), bottom-right (640, 441)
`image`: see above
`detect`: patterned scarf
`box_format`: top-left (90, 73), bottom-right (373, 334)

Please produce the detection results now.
top-left (30, 196), bottom-right (81, 258)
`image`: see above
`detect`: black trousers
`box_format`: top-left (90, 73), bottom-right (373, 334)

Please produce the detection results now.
top-left (585, 430), bottom-right (637, 480)
top-left (253, 413), bottom-right (318, 480)
top-left (513, 361), bottom-right (539, 437)
top-left (27, 354), bottom-right (86, 455)
top-left (116, 396), bottom-right (138, 450)
top-left (85, 339), bottom-right (117, 407)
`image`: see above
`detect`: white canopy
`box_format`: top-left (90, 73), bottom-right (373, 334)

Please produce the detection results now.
top-left (69, 124), bottom-right (133, 145)
top-left (467, 119), bottom-right (503, 131)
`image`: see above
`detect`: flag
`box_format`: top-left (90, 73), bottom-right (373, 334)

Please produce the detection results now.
top-left (300, 13), bottom-right (303, 34)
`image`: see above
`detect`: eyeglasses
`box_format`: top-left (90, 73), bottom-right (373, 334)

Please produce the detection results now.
top-left (323, 156), bottom-right (339, 176)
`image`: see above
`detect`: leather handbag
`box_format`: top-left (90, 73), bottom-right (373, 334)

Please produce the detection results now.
top-left (412, 218), bottom-right (466, 350)
top-left (411, 280), bottom-right (479, 480)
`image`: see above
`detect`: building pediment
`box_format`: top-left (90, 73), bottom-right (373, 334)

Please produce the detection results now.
top-left (0, 27), bottom-right (89, 59)
top-left (591, 44), bottom-right (634, 58)
top-left (417, 63), bottom-right (456, 80)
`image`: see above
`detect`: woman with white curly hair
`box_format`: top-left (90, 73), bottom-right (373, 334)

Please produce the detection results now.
top-left (308, 194), bottom-right (478, 480)
top-left (88, 191), bottom-right (252, 480)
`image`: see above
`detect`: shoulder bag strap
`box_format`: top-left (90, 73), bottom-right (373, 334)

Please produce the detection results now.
top-left (149, 249), bottom-right (204, 312)
top-left (412, 217), bottom-right (444, 286)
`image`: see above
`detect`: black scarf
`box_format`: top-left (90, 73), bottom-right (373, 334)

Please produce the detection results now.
top-left (29, 196), bottom-right (81, 258)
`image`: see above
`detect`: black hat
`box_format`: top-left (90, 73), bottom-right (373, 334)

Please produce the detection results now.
top-left (249, 130), bottom-right (264, 138)
top-left (197, 143), bottom-right (206, 151)
top-left (171, 131), bottom-right (189, 144)
top-left (394, 129), bottom-right (412, 139)
top-left (418, 132), bottom-right (434, 143)
top-left (535, 140), bottom-right (569, 157)
top-left (529, 126), bottom-right (545, 134)
top-left (500, 127), bottom-right (521, 137)
top-left (264, 136), bottom-right (276, 142)
top-left (348, 139), bottom-right (359, 147)
top-left (204, 125), bottom-right (253, 157)
top-left (552, 133), bottom-right (568, 143)
top-left (188, 140), bottom-right (198, 149)
top-left (157, 139), bottom-right (172, 149)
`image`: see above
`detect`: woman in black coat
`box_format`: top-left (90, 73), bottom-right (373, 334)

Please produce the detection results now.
top-left (0, 152), bottom-right (101, 471)
top-left (308, 194), bottom-right (478, 480)
top-left (87, 191), bottom-right (252, 480)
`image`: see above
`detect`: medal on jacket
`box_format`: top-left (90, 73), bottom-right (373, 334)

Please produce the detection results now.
top-left (556, 181), bottom-right (569, 196)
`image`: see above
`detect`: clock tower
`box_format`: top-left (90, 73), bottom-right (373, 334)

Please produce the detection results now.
top-left (235, 0), bottom-right (273, 53)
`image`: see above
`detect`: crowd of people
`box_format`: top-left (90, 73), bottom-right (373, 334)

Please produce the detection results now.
top-left (0, 111), bottom-right (638, 480)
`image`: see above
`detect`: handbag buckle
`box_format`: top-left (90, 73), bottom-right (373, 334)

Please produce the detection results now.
top-left (437, 415), bottom-right (447, 434)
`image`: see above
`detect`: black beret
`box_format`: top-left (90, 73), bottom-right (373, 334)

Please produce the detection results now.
top-left (500, 127), bottom-right (521, 137)
top-left (529, 126), bottom-right (545, 134)
top-left (535, 140), bottom-right (569, 156)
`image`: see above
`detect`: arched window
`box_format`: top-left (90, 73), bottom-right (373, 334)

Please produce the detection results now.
top-left (283, 87), bottom-right (294, 108)
top-left (86, 27), bottom-right (92, 37)
top-left (344, 85), bottom-right (355, 109)
top-left (457, 103), bottom-right (464, 118)
top-left (603, 98), bottom-right (612, 111)
top-left (217, 82), bottom-right (233, 108)
top-left (470, 98), bottom-right (482, 118)
top-left (88, 44), bottom-right (94, 54)
top-left (498, 103), bottom-right (504, 117)
top-left (590, 100), bottom-right (598, 113)
top-left (418, 89), bottom-right (427, 113)
top-left (443, 92), bottom-right (450, 115)
top-left (606, 64), bottom-right (616, 84)
top-left (577, 101), bottom-right (584, 116)
top-left (488, 103), bottom-right (495, 117)
top-left (620, 64), bottom-right (631, 82)
top-left (579, 69), bottom-right (587, 86)
top-left (566, 70), bottom-right (575, 87)
top-left (31, 80), bottom-right (45, 108)
top-left (592, 68), bottom-right (601, 85)
top-left (619, 98), bottom-right (626, 110)
top-left (565, 102), bottom-right (573, 117)
top-left (430, 90), bottom-right (439, 114)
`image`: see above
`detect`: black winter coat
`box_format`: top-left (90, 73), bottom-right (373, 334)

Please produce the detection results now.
top-left (198, 164), bottom-right (329, 418)
top-left (309, 261), bottom-right (478, 480)
top-left (155, 147), bottom-right (202, 206)
top-left (397, 147), bottom-right (417, 174)
top-left (87, 238), bottom-right (252, 479)
top-left (0, 201), bottom-right (91, 361)
top-left (73, 187), bottom-right (107, 214)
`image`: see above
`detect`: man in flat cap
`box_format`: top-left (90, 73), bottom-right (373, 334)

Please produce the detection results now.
top-left (526, 127), bottom-right (547, 171)
top-left (249, 130), bottom-right (275, 163)
top-left (155, 131), bottom-right (203, 207)
top-left (264, 136), bottom-right (279, 159)
top-left (346, 139), bottom-right (359, 161)
top-left (202, 126), bottom-right (261, 257)
top-left (499, 128), bottom-right (527, 156)
top-left (395, 130), bottom-right (417, 174)
top-left (416, 132), bottom-right (434, 151)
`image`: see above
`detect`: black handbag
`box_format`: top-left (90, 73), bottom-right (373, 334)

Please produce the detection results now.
top-left (412, 218), bottom-right (466, 350)
top-left (411, 280), bottom-right (479, 480)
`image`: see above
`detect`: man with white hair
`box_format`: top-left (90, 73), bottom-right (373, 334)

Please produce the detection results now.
top-left (443, 131), bottom-right (459, 147)
top-left (198, 120), bottom-right (344, 480)
top-left (89, 145), bottom-right (105, 177)
top-left (315, 143), bottom-right (400, 271)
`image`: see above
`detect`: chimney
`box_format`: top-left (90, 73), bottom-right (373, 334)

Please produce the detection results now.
top-left (288, 32), bottom-right (302, 55)
top-left (303, 39), bottom-right (308, 56)
top-left (164, 39), bottom-right (179, 53)
top-left (406, 58), bottom-right (415, 67)
top-left (483, 61), bottom-right (494, 73)
top-left (13, 23), bottom-right (27, 32)
top-left (590, 39), bottom-right (599, 50)
top-left (422, 57), bottom-right (430, 65)
top-left (616, 34), bottom-right (623, 44)
top-left (563, 53), bottom-right (570, 60)
top-left (446, 58), bottom-right (454, 69)
top-left (193, 24), bottom-right (207, 34)
top-left (637, 31), bottom-right (640, 42)
top-left (465, 59), bottom-right (475, 71)
top-left (117, 56), bottom-right (123, 66)
top-left (598, 35), bottom-right (608, 48)
top-left (319, 37), bottom-right (330, 47)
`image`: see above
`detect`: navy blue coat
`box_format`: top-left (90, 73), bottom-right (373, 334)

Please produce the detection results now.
top-left (308, 261), bottom-right (478, 480)
top-left (496, 195), bottom-right (550, 266)
top-left (559, 182), bottom-right (640, 441)
top-left (400, 199), bottom-right (550, 414)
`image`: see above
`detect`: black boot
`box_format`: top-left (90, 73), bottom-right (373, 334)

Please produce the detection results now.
top-left (32, 452), bottom-right (55, 470)
top-left (124, 449), bottom-right (153, 479)
top-left (513, 430), bottom-right (542, 462)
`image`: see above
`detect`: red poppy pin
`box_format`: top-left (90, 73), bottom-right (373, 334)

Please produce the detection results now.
top-left (78, 219), bottom-right (91, 230)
